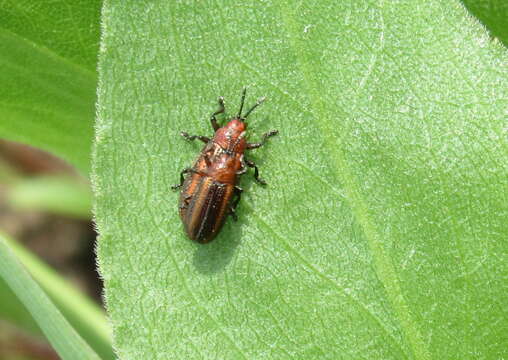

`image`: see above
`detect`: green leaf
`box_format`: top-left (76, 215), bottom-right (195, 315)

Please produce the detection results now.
top-left (1, 234), bottom-right (115, 360)
top-left (7, 175), bottom-right (92, 219)
top-left (0, 233), bottom-right (102, 360)
top-left (462, 0), bottom-right (508, 46)
top-left (0, 0), bottom-right (102, 174)
top-left (0, 280), bottom-right (42, 335)
top-left (94, 0), bottom-right (508, 358)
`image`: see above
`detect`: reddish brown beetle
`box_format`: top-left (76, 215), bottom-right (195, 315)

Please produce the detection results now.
top-left (172, 88), bottom-right (278, 243)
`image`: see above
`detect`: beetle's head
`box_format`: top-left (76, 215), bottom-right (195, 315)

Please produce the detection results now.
top-left (217, 119), bottom-right (247, 152)
top-left (227, 118), bottom-right (247, 131)
top-left (214, 88), bottom-right (266, 152)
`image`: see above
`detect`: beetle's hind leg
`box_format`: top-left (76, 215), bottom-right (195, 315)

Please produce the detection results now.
top-left (180, 132), bottom-right (210, 143)
top-left (229, 186), bottom-right (243, 221)
top-left (210, 96), bottom-right (225, 131)
top-left (245, 159), bottom-right (267, 185)
top-left (246, 130), bottom-right (278, 149)
top-left (171, 168), bottom-right (195, 190)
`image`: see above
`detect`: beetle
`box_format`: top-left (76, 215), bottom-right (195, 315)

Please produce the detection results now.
top-left (171, 88), bottom-right (278, 243)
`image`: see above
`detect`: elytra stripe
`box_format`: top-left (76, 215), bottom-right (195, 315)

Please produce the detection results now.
top-left (186, 176), bottom-right (210, 238)
top-left (185, 177), bottom-right (233, 242)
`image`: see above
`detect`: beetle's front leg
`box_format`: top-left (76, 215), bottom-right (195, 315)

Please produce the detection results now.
top-left (246, 130), bottom-right (278, 150)
top-left (236, 155), bottom-right (247, 175)
top-left (210, 96), bottom-right (225, 131)
top-left (171, 168), bottom-right (195, 190)
top-left (229, 186), bottom-right (243, 221)
top-left (180, 132), bottom-right (210, 144)
top-left (245, 159), bottom-right (266, 185)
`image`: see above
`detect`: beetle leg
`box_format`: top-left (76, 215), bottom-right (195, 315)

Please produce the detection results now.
top-left (171, 168), bottom-right (195, 190)
top-left (179, 194), bottom-right (192, 209)
top-left (210, 96), bottom-right (225, 131)
top-left (246, 130), bottom-right (278, 149)
top-left (232, 186), bottom-right (243, 209)
top-left (229, 186), bottom-right (243, 221)
top-left (180, 132), bottom-right (210, 144)
top-left (245, 159), bottom-right (267, 185)
top-left (236, 155), bottom-right (247, 175)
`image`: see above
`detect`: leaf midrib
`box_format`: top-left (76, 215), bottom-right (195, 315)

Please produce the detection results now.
top-left (278, 1), bottom-right (431, 359)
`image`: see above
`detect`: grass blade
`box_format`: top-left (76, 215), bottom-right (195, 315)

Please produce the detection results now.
top-left (0, 233), bottom-right (103, 360)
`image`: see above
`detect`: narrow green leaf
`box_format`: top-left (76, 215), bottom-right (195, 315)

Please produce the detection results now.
top-left (7, 176), bottom-right (92, 219)
top-left (2, 234), bottom-right (115, 360)
top-left (0, 0), bottom-right (102, 174)
top-left (0, 233), bottom-right (102, 360)
top-left (0, 280), bottom-right (41, 335)
top-left (95, 0), bottom-right (508, 358)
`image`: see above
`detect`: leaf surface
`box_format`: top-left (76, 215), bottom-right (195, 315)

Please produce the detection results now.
top-left (0, 0), bottom-right (101, 174)
top-left (95, 1), bottom-right (508, 358)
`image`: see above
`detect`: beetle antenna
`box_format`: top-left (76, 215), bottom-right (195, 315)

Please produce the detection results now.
top-left (243, 97), bottom-right (266, 119)
top-left (237, 87), bottom-right (247, 118)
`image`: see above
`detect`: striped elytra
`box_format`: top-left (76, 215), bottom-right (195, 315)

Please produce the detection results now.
top-left (172, 88), bottom-right (278, 243)
top-left (180, 169), bottom-right (234, 243)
